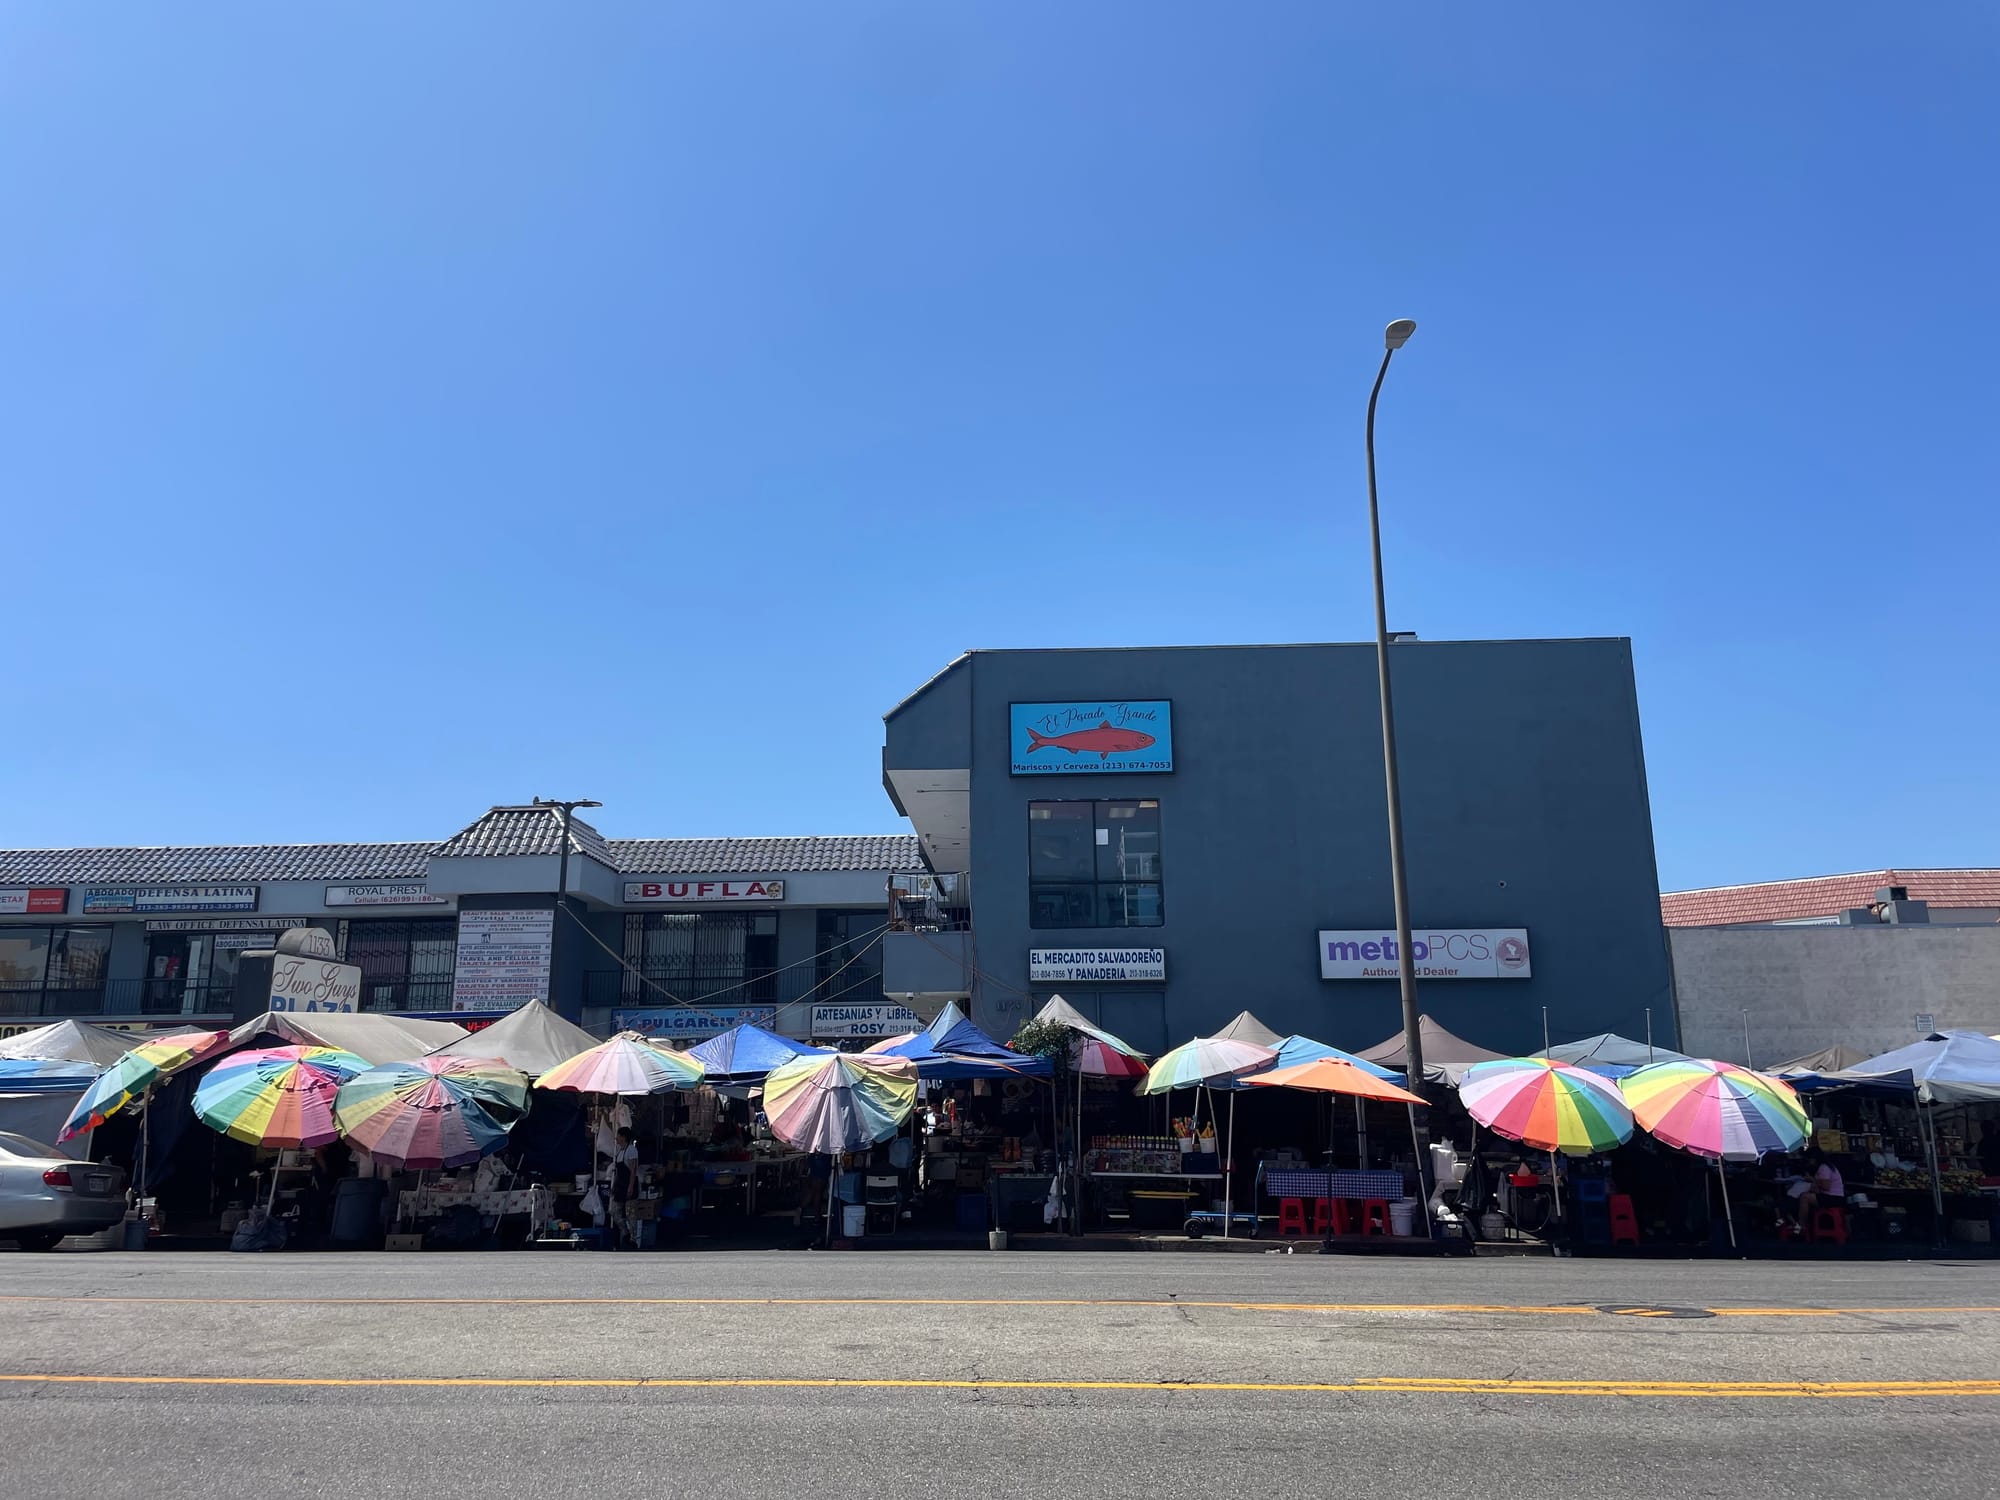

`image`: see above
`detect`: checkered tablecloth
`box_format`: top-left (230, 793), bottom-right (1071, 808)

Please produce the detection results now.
top-left (1262, 1170), bottom-right (1406, 1201)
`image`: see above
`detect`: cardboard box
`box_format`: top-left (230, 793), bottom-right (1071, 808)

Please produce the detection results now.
top-left (384, 1234), bottom-right (424, 1253)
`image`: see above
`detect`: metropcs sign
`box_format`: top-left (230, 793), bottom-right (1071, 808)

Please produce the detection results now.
top-left (624, 880), bottom-right (786, 904)
top-left (1318, 928), bottom-right (1532, 981)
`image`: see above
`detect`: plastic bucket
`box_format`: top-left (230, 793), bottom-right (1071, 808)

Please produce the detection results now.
top-left (841, 1204), bottom-right (868, 1238)
top-left (1389, 1199), bottom-right (1418, 1236)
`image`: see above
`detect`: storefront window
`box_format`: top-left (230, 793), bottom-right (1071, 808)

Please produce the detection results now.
top-left (0, 926), bottom-right (114, 1016)
top-left (345, 918), bottom-right (458, 1012)
top-left (623, 912), bottom-right (779, 1004)
top-left (1028, 800), bottom-right (1164, 929)
top-left (816, 909), bottom-right (887, 1005)
top-left (143, 930), bottom-right (274, 1016)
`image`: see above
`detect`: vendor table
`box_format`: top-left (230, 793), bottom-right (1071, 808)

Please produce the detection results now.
top-left (697, 1152), bottom-right (806, 1216)
top-left (1261, 1169), bottom-right (1407, 1202)
top-left (398, 1184), bottom-right (553, 1225)
top-left (1085, 1171), bottom-right (1224, 1231)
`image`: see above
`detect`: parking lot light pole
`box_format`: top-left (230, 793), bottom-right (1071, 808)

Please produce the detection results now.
top-left (534, 797), bottom-right (602, 1002)
top-left (1365, 319), bottom-right (1430, 1110)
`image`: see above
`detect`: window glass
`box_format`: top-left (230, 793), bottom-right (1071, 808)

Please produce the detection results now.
top-left (622, 912), bottom-right (775, 1004)
top-left (1028, 800), bottom-right (1164, 930)
top-left (346, 919), bottom-right (459, 1012)
top-left (1, 926), bottom-right (113, 1016)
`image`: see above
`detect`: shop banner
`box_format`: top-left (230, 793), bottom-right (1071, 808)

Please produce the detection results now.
top-left (1317, 928), bottom-right (1532, 981)
top-left (811, 1002), bottom-right (921, 1039)
top-left (83, 885), bottom-right (260, 914)
top-left (0, 887), bottom-right (67, 916)
top-left (324, 883), bottom-right (450, 907)
top-left (615, 1005), bottom-right (778, 1041)
top-left (452, 909), bottom-right (554, 1011)
top-left (622, 879), bottom-right (786, 904)
top-left (1028, 947), bottom-right (1166, 983)
top-left (144, 917), bottom-right (309, 934)
top-left (268, 956), bottom-right (363, 1013)
top-left (1009, 700), bottom-right (1173, 775)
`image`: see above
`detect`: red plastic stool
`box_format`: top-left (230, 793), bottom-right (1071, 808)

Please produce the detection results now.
top-left (1809, 1206), bottom-right (1848, 1245)
top-left (1277, 1198), bottom-right (1309, 1237)
top-left (1607, 1194), bottom-right (1640, 1247)
top-left (1359, 1199), bottom-right (1391, 1236)
top-left (1325, 1199), bottom-right (1356, 1235)
top-left (1310, 1198), bottom-right (1333, 1235)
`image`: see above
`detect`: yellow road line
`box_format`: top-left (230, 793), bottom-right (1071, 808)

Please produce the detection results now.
top-left (2, 1295), bottom-right (1997, 1317)
top-left (1, 1373), bottom-right (1994, 1399)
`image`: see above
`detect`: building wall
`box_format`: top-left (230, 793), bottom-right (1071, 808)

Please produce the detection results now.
top-left (892, 640), bottom-right (1674, 1054)
top-left (1671, 924), bottom-right (2000, 1066)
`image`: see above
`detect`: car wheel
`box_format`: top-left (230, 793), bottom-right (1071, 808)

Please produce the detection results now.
top-left (15, 1230), bottom-right (64, 1253)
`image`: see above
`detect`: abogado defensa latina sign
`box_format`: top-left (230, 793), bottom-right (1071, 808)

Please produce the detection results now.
top-left (268, 957), bottom-right (363, 1013)
top-left (1318, 928), bottom-right (1532, 981)
top-left (623, 879), bottom-right (786, 904)
top-left (82, 885), bottom-right (260, 914)
top-left (1009, 701), bottom-right (1173, 775)
top-left (1028, 948), bottom-right (1166, 984)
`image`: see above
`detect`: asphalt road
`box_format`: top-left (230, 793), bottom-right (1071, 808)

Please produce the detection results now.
top-left (2, 1251), bottom-right (1997, 1499)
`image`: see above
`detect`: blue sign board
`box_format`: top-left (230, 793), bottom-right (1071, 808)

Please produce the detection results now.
top-left (614, 1005), bottom-right (778, 1041)
top-left (1009, 700), bottom-right (1173, 775)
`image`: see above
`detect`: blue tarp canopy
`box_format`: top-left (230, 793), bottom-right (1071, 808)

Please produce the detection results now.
top-left (1540, 1032), bottom-right (1691, 1079)
top-left (870, 1002), bottom-right (1052, 1080)
top-left (0, 1058), bottom-right (104, 1094)
top-left (687, 1024), bottom-right (829, 1084)
top-left (1791, 1030), bottom-right (2000, 1104)
top-left (1215, 1034), bottom-right (1399, 1088)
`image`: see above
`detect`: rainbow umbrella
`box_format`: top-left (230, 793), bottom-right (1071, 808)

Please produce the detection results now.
top-left (1139, 1037), bottom-right (1278, 1241)
top-left (763, 1052), bottom-right (918, 1155)
top-left (533, 1032), bottom-right (706, 1095)
top-left (1619, 1058), bottom-right (1810, 1249)
top-left (1457, 1058), bottom-right (1635, 1157)
top-left (335, 1057), bottom-right (530, 1169)
top-left (192, 1045), bottom-right (371, 1151)
top-left (60, 1029), bottom-right (229, 1141)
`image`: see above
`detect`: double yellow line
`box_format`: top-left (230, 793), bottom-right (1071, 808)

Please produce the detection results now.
top-left (3, 1373), bottom-right (1995, 1400)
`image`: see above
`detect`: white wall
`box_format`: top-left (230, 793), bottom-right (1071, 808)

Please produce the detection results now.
top-left (1672, 924), bottom-right (2000, 1067)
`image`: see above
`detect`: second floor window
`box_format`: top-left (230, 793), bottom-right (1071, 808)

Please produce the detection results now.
top-left (345, 919), bottom-right (458, 1013)
top-left (1028, 799), bottom-right (1163, 929)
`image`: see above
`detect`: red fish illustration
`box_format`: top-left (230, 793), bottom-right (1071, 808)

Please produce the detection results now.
top-left (1024, 720), bottom-right (1156, 759)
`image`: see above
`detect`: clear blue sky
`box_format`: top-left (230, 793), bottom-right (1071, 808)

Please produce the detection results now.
top-left (3, 6), bottom-right (1995, 890)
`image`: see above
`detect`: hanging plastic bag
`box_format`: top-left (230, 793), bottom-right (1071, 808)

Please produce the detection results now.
top-left (580, 1185), bottom-right (605, 1221)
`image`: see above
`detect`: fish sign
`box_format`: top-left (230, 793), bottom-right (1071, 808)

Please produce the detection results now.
top-left (1010, 700), bottom-right (1173, 775)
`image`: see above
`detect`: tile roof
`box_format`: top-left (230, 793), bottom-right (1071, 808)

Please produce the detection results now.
top-left (1661, 869), bottom-right (2000, 927)
top-left (609, 836), bottom-right (922, 875)
top-left (0, 843), bottom-right (436, 887)
top-left (432, 807), bottom-right (614, 863)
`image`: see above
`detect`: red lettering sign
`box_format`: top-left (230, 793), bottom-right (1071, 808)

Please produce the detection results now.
top-left (29, 888), bottom-right (66, 914)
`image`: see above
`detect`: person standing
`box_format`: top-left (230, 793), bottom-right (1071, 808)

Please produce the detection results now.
top-left (612, 1127), bottom-right (640, 1249)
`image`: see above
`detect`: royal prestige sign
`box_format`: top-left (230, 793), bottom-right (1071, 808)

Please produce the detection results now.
top-left (268, 956), bottom-right (363, 1013)
top-left (82, 885), bottom-right (260, 915)
top-left (1317, 928), bottom-right (1532, 981)
top-left (1009, 700), bottom-right (1173, 775)
top-left (811, 1002), bottom-right (921, 1039)
top-left (0, 887), bottom-right (67, 915)
top-left (1027, 947), bottom-right (1166, 984)
top-left (622, 879), bottom-right (786, 904)
top-left (614, 1005), bottom-right (778, 1041)
top-left (452, 909), bottom-right (554, 1011)
top-left (324, 883), bottom-right (450, 907)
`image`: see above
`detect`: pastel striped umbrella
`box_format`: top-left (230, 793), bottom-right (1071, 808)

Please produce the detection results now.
top-left (61, 1029), bottom-right (230, 1141)
top-left (533, 1032), bottom-right (706, 1095)
top-left (335, 1057), bottom-right (530, 1168)
top-left (1618, 1058), bottom-right (1809, 1161)
top-left (192, 1045), bottom-right (371, 1150)
top-left (1457, 1058), bottom-right (1635, 1156)
top-left (1075, 1036), bottom-right (1148, 1080)
top-left (762, 1052), bottom-right (917, 1155)
top-left (1139, 1037), bottom-right (1276, 1096)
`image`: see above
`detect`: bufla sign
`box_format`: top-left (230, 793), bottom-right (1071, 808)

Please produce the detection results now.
top-left (1009, 701), bottom-right (1173, 775)
top-left (1318, 929), bottom-right (1531, 981)
top-left (1028, 947), bottom-right (1166, 984)
top-left (811, 1002), bottom-right (921, 1039)
top-left (623, 879), bottom-right (786, 904)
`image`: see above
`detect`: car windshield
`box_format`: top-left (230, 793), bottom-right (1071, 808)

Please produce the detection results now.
top-left (0, 1130), bottom-right (62, 1158)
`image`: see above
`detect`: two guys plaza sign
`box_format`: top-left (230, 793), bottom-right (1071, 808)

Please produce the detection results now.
top-left (1318, 929), bottom-right (1532, 981)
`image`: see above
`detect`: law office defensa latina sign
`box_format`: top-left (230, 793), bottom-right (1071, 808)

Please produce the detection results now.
top-left (1028, 947), bottom-right (1167, 984)
top-left (1318, 929), bottom-right (1532, 981)
top-left (811, 1002), bottom-right (922, 1039)
top-left (1009, 700), bottom-right (1173, 775)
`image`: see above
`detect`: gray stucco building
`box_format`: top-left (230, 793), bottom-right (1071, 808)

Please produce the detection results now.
top-left (882, 639), bottom-right (1675, 1056)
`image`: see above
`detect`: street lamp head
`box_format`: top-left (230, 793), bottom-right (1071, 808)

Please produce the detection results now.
top-left (1384, 319), bottom-right (1417, 351)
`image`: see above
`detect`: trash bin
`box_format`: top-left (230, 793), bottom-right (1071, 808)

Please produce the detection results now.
top-left (1389, 1199), bottom-right (1418, 1236)
top-left (330, 1177), bottom-right (387, 1247)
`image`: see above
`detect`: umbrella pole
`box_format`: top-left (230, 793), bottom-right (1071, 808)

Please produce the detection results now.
top-left (1075, 1060), bottom-right (1086, 1237)
top-left (1715, 1158), bottom-right (1737, 1251)
top-left (1223, 1090), bottom-right (1235, 1240)
top-left (1355, 1096), bottom-right (1368, 1169)
top-left (1920, 1102), bottom-right (1946, 1245)
top-left (824, 1159), bottom-right (837, 1248)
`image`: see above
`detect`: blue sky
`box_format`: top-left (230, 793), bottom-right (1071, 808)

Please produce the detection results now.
top-left (3, 6), bottom-right (1994, 890)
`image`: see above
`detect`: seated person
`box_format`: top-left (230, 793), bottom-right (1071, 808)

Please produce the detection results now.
top-left (1795, 1148), bottom-right (1845, 1229)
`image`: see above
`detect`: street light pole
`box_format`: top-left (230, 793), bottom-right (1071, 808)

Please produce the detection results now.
top-left (534, 797), bottom-right (602, 1009)
top-left (1365, 319), bottom-right (1429, 1106)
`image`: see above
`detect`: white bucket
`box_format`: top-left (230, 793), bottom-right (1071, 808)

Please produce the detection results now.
top-left (1389, 1199), bottom-right (1418, 1236)
top-left (842, 1204), bottom-right (867, 1238)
